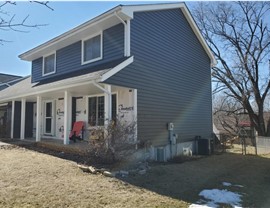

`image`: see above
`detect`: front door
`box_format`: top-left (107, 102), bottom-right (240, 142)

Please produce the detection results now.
top-left (44, 101), bottom-right (55, 136)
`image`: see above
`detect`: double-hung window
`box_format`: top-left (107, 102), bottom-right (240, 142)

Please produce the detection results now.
top-left (88, 94), bottom-right (117, 127)
top-left (43, 53), bottom-right (56, 76)
top-left (82, 32), bottom-right (102, 64)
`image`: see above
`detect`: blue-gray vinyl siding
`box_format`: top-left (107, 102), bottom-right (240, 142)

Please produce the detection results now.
top-left (32, 23), bottom-right (124, 83)
top-left (105, 9), bottom-right (212, 146)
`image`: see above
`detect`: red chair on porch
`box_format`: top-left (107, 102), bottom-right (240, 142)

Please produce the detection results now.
top-left (69, 121), bottom-right (84, 142)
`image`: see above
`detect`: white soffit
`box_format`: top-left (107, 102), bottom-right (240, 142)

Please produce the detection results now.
top-left (121, 3), bottom-right (185, 18)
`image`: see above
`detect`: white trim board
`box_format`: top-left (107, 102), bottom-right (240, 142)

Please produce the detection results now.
top-left (121, 3), bottom-right (185, 18)
top-left (100, 56), bottom-right (134, 82)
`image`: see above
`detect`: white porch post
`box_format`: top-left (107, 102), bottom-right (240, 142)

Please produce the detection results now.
top-left (20, 98), bottom-right (26, 140)
top-left (10, 100), bottom-right (15, 139)
top-left (63, 91), bottom-right (72, 145)
top-left (36, 96), bottom-right (42, 142)
top-left (104, 85), bottom-right (112, 125)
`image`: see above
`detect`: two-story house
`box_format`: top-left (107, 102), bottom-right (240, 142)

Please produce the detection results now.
top-left (0, 3), bottom-right (216, 160)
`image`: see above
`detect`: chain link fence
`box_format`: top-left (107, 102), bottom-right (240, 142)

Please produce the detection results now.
top-left (213, 128), bottom-right (257, 155)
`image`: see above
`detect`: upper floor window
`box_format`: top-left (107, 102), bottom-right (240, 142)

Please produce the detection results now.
top-left (82, 32), bottom-right (103, 65)
top-left (43, 53), bottom-right (56, 76)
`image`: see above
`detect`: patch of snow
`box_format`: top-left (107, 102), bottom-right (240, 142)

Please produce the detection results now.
top-left (200, 189), bottom-right (242, 207)
top-left (222, 182), bottom-right (232, 187)
top-left (234, 184), bottom-right (244, 188)
top-left (189, 204), bottom-right (212, 208)
top-left (189, 189), bottom-right (242, 208)
top-left (222, 182), bottom-right (244, 188)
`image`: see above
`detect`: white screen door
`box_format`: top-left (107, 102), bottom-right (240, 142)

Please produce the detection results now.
top-left (44, 101), bottom-right (55, 135)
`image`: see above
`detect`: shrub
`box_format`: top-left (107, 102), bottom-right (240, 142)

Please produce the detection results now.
top-left (88, 117), bottom-right (137, 163)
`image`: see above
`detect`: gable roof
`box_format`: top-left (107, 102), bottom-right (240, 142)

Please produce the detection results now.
top-left (19, 3), bottom-right (216, 66)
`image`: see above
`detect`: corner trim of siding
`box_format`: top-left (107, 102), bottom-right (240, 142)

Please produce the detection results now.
top-left (100, 56), bottom-right (134, 82)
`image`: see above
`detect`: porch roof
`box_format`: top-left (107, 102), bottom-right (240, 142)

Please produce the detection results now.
top-left (0, 69), bottom-right (108, 102)
top-left (0, 56), bottom-right (134, 102)
top-left (35, 57), bottom-right (128, 86)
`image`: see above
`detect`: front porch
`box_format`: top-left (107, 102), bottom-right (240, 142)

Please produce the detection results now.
top-left (0, 74), bottom-right (137, 146)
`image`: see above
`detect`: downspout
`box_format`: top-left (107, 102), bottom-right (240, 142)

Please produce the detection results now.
top-left (168, 122), bottom-right (175, 159)
top-left (114, 12), bottom-right (131, 57)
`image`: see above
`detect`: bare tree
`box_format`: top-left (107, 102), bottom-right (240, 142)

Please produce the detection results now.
top-left (193, 2), bottom-right (270, 136)
top-left (0, 1), bottom-right (53, 44)
top-left (213, 94), bottom-right (246, 137)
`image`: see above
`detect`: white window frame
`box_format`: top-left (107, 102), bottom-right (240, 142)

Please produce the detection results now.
top-left (42, 52), bottom-right (56, 76)
top-left (86, 92), bottom-right (118, 127)
top-left (81, 31), bottom-right (103, 65)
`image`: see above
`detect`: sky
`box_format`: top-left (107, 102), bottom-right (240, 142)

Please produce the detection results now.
top-left (0, 0), bottom-right (195, 77)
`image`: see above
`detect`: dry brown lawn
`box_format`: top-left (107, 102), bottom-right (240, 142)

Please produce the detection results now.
top-left (0, 146), bottom-right (187, 208)
top-left (0, 144), bottom-right (270, 208)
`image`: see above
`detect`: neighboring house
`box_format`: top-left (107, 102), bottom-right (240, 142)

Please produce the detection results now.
top-left (0, 3), bottom-right (216, 160)
top-left (213, 112), bottom-right (256, 142)
top-left (0, 73), bottom-right (24, 138)
top-left (0, 73), bottom-right (23, 91)
top-left (213, 112), bottom-right (270, 142)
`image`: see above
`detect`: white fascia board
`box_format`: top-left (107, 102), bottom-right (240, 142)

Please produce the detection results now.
top-left (121, 3), bottom-right (185, 18)
top-left (100, 56), bottom-right (134, 82)
top-left (19, 6), bottom-right (122, 61)
top-left (180, 6), bottom-right (217, 66)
